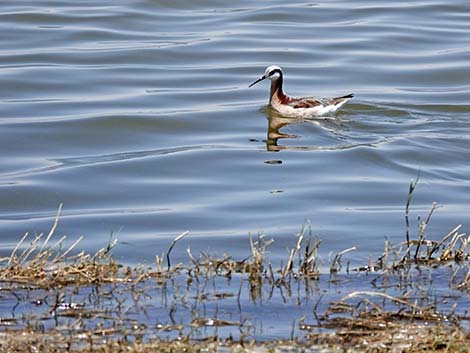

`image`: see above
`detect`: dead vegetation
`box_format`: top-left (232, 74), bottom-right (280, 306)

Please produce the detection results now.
top-left (1, 182), bottom-right (470, 352)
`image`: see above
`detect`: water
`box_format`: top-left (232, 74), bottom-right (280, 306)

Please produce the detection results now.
top-left (1, 0), bottom-right (470, 344)
top-left (1, 0), bottom-right (470, 289)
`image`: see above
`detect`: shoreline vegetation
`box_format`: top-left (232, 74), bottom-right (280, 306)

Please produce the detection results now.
top-left (1, 181), bottom-right (470, 352)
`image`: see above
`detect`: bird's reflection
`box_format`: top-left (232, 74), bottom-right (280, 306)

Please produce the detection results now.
top-left (266, 114), bottom-right (299, 151)
top-left (263, 106), bottom-right (349, 152)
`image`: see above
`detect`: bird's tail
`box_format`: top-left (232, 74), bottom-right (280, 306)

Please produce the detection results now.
top-left (332, 93), bottom-right (354, 107)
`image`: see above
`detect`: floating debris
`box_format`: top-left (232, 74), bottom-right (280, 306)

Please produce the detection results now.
top-left (264, 160), bottom-right (283, 165)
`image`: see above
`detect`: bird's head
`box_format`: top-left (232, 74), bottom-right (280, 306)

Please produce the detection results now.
top-left (249, 65), bottom-right (283, 87)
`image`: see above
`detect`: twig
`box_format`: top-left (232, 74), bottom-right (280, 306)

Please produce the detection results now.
top-left (8, 232), bottom-right (29, 266)
top-left (330, 246), bottom-right (356, 273)
top-left (40, 203), bottom-right (63, 253)
top-left (186, 246), bottom-right (198, 266)
top-left (18, 233), bottom-right (44, 265)
top-left (414, 202), bottom-right (437, 259)
top-left (53, 236), bottom-right (84, 263)
top-left (166, 231), bottom-right (189, 271)
top-left (338, 291), bottom-right (428, 312)
top-left (283, 233), bottom-right (304, 278)
top-left (405, 174), bottom-right (420, 255)
top-left (429, 224), bottom-right (462, 258)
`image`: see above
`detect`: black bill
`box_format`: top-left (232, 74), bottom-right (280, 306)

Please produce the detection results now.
top-left (248, 75), bottom-right (267, 88)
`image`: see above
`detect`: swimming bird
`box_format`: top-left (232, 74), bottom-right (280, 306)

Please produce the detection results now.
top-left (249, 65), bottom-right (353, 118)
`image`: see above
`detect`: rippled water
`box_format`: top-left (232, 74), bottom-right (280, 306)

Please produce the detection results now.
top-left (1, 0), bottom-right (469, 270)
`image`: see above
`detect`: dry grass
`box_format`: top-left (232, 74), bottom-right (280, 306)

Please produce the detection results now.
top-left (2, 323), bottom-right (470, 353)
top-left (306, 318), bottom-right (470, 353)
top-left (1, 184), bottom-right (470, 352)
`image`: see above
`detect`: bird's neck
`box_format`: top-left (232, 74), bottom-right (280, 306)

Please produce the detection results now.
top-left (269, 75), bottom-right (286, 104)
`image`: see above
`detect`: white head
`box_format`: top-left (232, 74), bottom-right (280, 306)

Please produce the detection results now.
top-left (264, 65), bottom-right (282, 81)
top-left (249, 65), bottom-right (283, 87)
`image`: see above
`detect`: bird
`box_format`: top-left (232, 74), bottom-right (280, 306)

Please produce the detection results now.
top-left (249, 65), bottom-right (353, 118)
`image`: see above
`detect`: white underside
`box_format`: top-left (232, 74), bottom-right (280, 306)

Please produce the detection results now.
top-left (271, 98), bottom-right (351, 118)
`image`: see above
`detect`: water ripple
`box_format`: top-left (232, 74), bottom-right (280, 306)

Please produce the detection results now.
top-left (0, 145), bottom-right (229, 181)
top-left (0, 0), bottom-right (469, 278)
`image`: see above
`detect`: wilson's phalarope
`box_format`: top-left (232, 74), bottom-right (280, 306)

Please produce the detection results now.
top-left (249, 65), bottom-right (353, 118)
